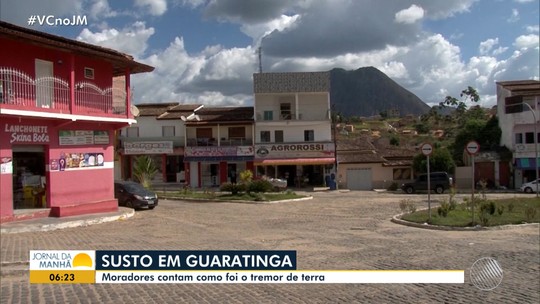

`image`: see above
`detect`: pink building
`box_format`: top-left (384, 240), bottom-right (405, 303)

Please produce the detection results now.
top-left (0, 21), bottom-right (153, 222)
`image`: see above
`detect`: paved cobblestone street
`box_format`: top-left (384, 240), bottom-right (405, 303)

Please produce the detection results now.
top-left (1, 191), bottom-right (539, 303)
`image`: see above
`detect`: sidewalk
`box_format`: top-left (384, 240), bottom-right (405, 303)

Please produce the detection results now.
top-left (0, 207), bottom-right (134, 234)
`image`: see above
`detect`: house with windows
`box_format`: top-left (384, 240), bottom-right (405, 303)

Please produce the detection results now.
top-left (497, 80), bottom-right (540, 187)
top-left (182, 106), bottom-right (255, 188)
top-left (253, 72), bottom-right (335, 187)
top-left (117, 102), bottom-right (189, 183)
top-left (0, 21), bottom-right (153, 222)
top-left (336, 136), bottom-right (415, 190)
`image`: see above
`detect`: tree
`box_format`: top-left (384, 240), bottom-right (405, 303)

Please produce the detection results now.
top-left (439, 86), bottom-right (480, 123)
top-left (451, 119), bottom-right (486, 165)
top-left (132, 155), bottom-right (158, 189)
top-left (413, 147), bottom-right (456, 174)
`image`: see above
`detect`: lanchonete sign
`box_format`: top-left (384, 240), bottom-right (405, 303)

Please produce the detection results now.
top-left (4, 124), bottom-right (50, 144)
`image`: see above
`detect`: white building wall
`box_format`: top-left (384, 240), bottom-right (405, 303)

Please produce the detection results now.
top-left (121, 116), bottom-right (185, 139)
top-left (256, 123), bottom-right (332, 143)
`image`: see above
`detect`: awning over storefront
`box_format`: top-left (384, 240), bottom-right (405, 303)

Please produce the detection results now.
top-left (515, 157), bottom-right (539, 169)
top-left (184, 156), bottom-right (254, 162)
top-left (254, 158), bottom-right (335, 166)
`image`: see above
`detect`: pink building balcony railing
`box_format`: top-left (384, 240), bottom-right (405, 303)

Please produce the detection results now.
top-left (0, 67), bottom-right (127, 117)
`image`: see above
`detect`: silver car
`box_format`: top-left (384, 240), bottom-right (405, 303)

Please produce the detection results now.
top-left (520, 179), bottom-right (539, 193)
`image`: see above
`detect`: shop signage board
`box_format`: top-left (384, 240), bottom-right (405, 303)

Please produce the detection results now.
top-left (124, 141), bottom-right (173, 155)
top-left (59, 130), bottom-right (110, 145)
top-left (4, 124), bottom-right (50, 144)
top-left (185, 146), bottom-right (254, 157)
top-left (254, 143), bottom-right (335, 159)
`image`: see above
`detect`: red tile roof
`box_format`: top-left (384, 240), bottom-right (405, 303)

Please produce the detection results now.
top-left (0, 21), bottom-right (154, 76)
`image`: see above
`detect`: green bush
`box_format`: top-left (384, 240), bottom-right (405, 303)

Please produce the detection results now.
top-left (438, 201), bottom-right (450, 217)
top-left (507, 202), bottom-right (515, 213)
top-left (525, 206), bottom-right (537, 222)
top-left (477, 200), bottom-right (496, 226)
top-left (220, 183), bottom-right (246, 195)
top-left (247, 179), bottom-right (273, 193)
top-left (239, 170), bottom-right (253, 183)
top-left (480, 200), bottom-right (496, 215)
top-left (497, 205), bottom-right (504, 216)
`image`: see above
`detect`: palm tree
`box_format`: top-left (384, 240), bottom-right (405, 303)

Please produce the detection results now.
top-left (132, 155), bottom-right (158, 189)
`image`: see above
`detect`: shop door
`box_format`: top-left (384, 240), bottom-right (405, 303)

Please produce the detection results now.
top-left (35, 59), bottom-right (54, 108)
top-left (12, 146), bottom-right (46, 209)
top-left (228, 164), bottom-right (237, 183)
top-left (166, 156), bottom-right (178, 182)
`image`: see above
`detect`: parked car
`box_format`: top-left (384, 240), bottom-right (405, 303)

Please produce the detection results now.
top-left (268, 178), bottom-right (287, 191)
top-left (520, 179), bottom-right (539, 193)
top-left (114, 181), bottom-right (158, 209)
top-left (401, 172), bottom-right (453, 194)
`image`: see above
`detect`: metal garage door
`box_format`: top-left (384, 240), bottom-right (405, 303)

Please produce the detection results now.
top-left (346, 168), bottom-right (372, 190)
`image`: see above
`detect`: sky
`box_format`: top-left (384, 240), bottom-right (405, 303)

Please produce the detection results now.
top-left (1, 0), bottom-right (539, 109)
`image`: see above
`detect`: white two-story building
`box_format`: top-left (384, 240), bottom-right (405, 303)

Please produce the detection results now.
top-left (496, 80), bottom-right (540, 187)
top-left (118, 103), bottom-right (196, 183)
top-left (253, 72), bottom-right (335, 187)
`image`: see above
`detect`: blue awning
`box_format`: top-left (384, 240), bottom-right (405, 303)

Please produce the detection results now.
top-left (515, 157), bottom-right (539, 169)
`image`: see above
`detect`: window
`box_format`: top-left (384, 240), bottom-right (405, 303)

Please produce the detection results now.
top-left (525, 132), bottom-right (535, 144)
top-left (505, 96), bottom-right (523, 114)
top-left (196, 128), bottom-right (214, 145)
top-left (304, 130), bottom-right (314, 142)
top-left (162, 126), bottom-right (175, 137)
top-left (263, 111), bottom-right (273, 121)
top-left (229, 127), bottom-right (245, 138)
top-left (84, 67), bottom-right (94, 79)
top-left (260, 131), bottom-right (271, 142)
top-left (275, 130), bottom-right (284, 143)
top-left (280, 103), bottom-right (291, 120)
top-left (196, 128), bottom-right (213, 139)
top-left (393, 168), bottom-right (411, 180)
top-left (126, 127), bottom-right (139, 138)
top-left (515, 133), bottom-right (523, 144)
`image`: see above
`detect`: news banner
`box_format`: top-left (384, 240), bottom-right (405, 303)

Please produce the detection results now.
top-left (30, 250), bottom-right (464, 284)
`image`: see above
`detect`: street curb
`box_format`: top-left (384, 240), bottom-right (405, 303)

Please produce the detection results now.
top-left (391, 212), bottom-right (540, 231)
top-left (160, 195), bottom-right (314, 204)
top-left (0, 208), bottom-right (135, 234)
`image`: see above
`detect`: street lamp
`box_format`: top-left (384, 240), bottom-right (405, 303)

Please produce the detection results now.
top-left (522, 102), bottom-right (539, 197)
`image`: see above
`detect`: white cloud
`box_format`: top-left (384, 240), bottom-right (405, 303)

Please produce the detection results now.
top-left (89, 0), bottom-right (116, 19)
top-left (526, 25), bottom-right (539, 33)
top-left (479, 38), bottom-right (499, 55)
top-left (76, 22), bottom-right (155, 58)
top-left (395, 5), bottom-right (425, 24)
top-left (514, 34), bottom-right (540, 49)
top-left (507, 8), bottom-right (520, 23)
top-left (134, 0), bottom-right (167, 16)
top-left (240, 14), bottom-right (300, 45)
top-left (130, 36), bottom-right (256, 105)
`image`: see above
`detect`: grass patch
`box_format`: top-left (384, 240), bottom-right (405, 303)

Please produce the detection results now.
top-left (401, 197), bottom-right (540, 227)
top-left (156, 190), bottom-right (305, 202)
